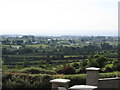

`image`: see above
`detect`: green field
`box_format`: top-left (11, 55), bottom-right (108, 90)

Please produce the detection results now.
top-left (26, 44), bottom-right (49, 48)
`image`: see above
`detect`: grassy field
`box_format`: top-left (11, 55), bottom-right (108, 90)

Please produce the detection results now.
top-left (6, 55), bottom-right (43, 57)
top-left (2, 44), bottom-right (49, 48)
top-left (107, 41), bottom-right (118, 45)
top-left (2, 45), bottom-right (22, 47)
top-left (26, 44), bottom-right (49, 48)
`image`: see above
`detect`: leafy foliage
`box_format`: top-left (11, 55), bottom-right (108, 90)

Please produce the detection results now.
top-left (56, 65), bottom-right (76, 75)
top-left (87, 54), bottom-right (108, 68)
top-left (112, 60), bottom-right (120, 71)
top-left (17, 67), bottom-right (56, 74)
top-left (2, 71), bottom-right (120, 88)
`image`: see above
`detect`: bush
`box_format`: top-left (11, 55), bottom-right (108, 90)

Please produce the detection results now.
top-left (112, 60), bottom-right (120, 71)
top-left (2, 71), bottom-right (120, 89)
top-left (56, 65), bottom-right (76, 75)
top-left (72, 62), bottom-right (80, 69)
top-left (99, 72), bottom-right (120, 78)
top-left (101, 67), bottom-right (112, 73)
top-left (87, 55), bottom-right (108, 68)
top-left (17, 67), bottom-right (56, 74)
top-left (59, 74), bottom-right (86, 87)
top-left (2, 72), bottom-right (53, 89)
top-left (76, 67), bottom-right (86, 74)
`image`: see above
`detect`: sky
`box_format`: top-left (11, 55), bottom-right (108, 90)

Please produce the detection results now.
top-left (0, 0), bottom-right (119, 36)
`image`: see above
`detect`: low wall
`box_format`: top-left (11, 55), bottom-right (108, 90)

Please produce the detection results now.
top-left (98, 77), bottom-right (120, 89)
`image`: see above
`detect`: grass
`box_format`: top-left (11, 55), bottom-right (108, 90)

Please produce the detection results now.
top-left (107, 41), bottom-right (118, 45)
top-left (5, 60), bottom-right (43, 64)
top-left (99, 71), bottom-right (120, 78)
top-left (51, 60), bottom-right (79, 63)
top-left (2, 44), bottom-right (49, 48)
top-left (100, 71), bottom-right (120, 74)
top-left (6, 55), bottom-right (43, 57)
top-left (5, 59), bottom-right (80, 66)
top-left (26, 44), bottom-right (49, 48)
top-left (64, 55), bottom-right (83, 58)
top-left (63, 45), bottom-right (82, 47)
top-left (2, 45), bottom-right (22, 47)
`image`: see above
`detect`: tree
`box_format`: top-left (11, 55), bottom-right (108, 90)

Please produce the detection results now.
top-left (87, 54), bottom-right (108, 68)
top-left (101, 43), bottom-right (113, 50)
top-left (16, 40), bottom-right (23, 45)
top-left (23, 61), bottom-right (30, 67)
top-left (80, 60), bottom-right (87, 67)
top-left (112, 60), bottom-right (120, 71)
top-left (21, 47), bottom-right (33, 54)
top-left (72, 62), bottom-right (80, 69)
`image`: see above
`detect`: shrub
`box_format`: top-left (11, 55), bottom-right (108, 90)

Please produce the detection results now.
top-left (76, 67), bottom-right (86, 74)
top-left (17, 67), bottom-right (56, 74)
top-left (2, 71), bottom-right (120, 89)
top-left (60, 74), bottom-right (86, 87)
top-left (56, 65), bottom-right (76, 75)
top-left (87, 55), bottom-right (108, 68)
top-left (112, 60), bottom-right (120, 71)
top-left (101, 65), bottom-right (113, 73)
top-left (72, 62), bottom-right (80, 69)
top-left (2, 72), bottom-right (53, 89)
top-left (99, 73), bottom-right (120, 78)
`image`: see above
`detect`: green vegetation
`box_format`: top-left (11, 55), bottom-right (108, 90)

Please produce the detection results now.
top-left (2, 71), bottom-right (120, 88)
top-left (1, 35), bottom-right (119, 89)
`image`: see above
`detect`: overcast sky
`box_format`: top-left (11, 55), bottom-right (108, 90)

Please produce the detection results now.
top-left (0, 0), bottom-right (119, 36)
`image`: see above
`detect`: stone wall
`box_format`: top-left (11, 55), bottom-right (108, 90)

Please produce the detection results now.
top-left (98, 77), bottom-right (120, 89)
top-left (50, 67), bottom-right (120, 90)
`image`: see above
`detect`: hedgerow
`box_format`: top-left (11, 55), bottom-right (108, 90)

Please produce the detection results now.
top-left (2, 71), bottom-right (120, 89)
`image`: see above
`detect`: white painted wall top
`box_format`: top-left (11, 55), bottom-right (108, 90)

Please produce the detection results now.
top-left (69, 85), bottom-right (97, 90)
top-left (50, 79), bottom-right (70, 83)
top-left (86, 67), bottom-right (100, 71)
top-left (99, 77), bottom-right (120, 81)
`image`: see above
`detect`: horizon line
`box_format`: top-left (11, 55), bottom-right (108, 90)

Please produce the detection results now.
top-left (1, 34), bottom-right (118, 37)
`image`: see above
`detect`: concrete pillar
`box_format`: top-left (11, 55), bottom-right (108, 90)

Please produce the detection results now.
top-left (86, 67), bottom-right (100, 86)
top-left (50, 79), bottom-right (70, 90)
